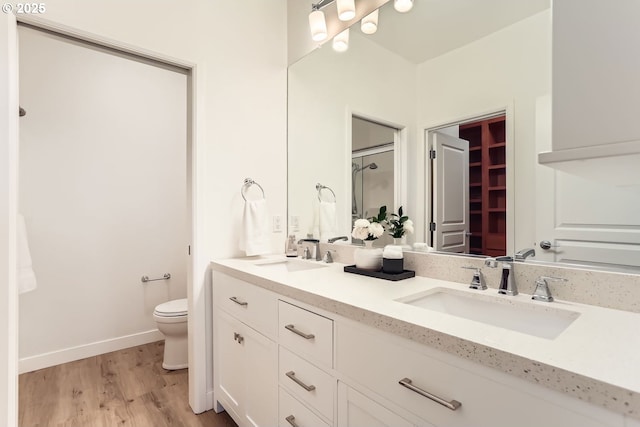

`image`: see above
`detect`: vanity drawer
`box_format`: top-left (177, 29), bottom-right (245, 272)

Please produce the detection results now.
top-left (336, 321), bottom-right (614, 427)
top-left (279, 346), bottom-right (335, 421)
top-left (279, 387), bottom-right (331, 427)
top-left (278, 300), bottom-right (333, 368)
top-left (214, 272), bottom-right (277, 337)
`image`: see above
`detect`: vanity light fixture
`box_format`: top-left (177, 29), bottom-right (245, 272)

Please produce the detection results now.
top-left (333, 28), bottom-right (350, 52)
top-left (361, 9), bottom-right (379, 35)
top-left (336, 0), bottom-right (356, 21)
top-left (309, 0), bottom-right (413, 44)
top-left (394, 0), bottom-right (414, 13)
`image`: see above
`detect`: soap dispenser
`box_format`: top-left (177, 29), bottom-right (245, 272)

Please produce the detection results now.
top-left (285, 235), bottom-right (298, 257)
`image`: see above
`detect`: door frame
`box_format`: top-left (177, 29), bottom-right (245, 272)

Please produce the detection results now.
top-left (422, 106), bottom-right (515, 255)
top-left (9, 15), bottom-right (209, 414)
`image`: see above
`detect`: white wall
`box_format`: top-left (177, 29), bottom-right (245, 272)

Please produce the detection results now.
top-left (415, 10), bottom-right (551, 251)
top-left (18, 26), bottom-right (187, 370)
top-left (0, 13), bottom-right (19, 427)
top-left (1, 0), bottom-right (287, 418)
top-left (288, 31), bottom-right (416, 240)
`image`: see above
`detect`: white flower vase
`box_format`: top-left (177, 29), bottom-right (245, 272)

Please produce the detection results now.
top-left (393, 236), bottom-right (412, 251)
top-left (354, 240), bottom-right (383, 271)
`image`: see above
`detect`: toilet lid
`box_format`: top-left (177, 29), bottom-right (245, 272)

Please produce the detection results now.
top-left (154, 298), bottom-right (188, 317)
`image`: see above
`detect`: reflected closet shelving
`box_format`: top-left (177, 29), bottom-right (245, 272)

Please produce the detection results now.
top-left (459, 116), bottom-right (506, 257)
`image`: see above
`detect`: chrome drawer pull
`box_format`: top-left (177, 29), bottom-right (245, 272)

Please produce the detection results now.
top-left (398, 377), bottom-right (462, 411)
top-left (285, 324), bottom-right (315, 340)
top-left (286, 371), bottom-right (316, 392)
top-left (229, 296), bottom-right (248, 306)
top-left (285, 415), bottom-right (299, 427)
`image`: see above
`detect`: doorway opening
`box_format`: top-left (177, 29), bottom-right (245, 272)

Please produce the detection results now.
top-left (426, 113), bottom-right (507, 256)
top-left (16, 19), bottom-right (195, 412)
top-left (351, 117), bottom-right (398, 245)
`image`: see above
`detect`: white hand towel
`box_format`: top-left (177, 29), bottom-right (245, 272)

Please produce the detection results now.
top-left (319, 201), bottom-right (337, 242)
top-left (239, 199), bottom-right (271, 256)
top-left (17, 214), bottom-right (38, 294)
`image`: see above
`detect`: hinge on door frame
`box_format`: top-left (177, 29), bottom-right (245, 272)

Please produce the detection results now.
top-left (429, 222), bottom-right (436, 232)
top-left (429, 149), bottom-right (436, 160)
top-left (188, 245), bottom-right (191, 255)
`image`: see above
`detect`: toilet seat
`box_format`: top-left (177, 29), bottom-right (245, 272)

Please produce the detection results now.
top-left (154, 298), bottom-right (188, 317)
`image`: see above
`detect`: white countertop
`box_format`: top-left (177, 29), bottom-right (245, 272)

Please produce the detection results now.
top-left (212, 255), bottom-right (640, 418)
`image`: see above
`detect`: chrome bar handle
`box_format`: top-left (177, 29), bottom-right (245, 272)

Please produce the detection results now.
top-left (140, 273), bottom-right (171, 283)
top-left (229, 296), bottom-right (248, 306)
top-left (285, 415), bottom-right (299, 427)
top-left (398, 378), bottom-right (461, 411)
top-left (286, 371), bottom-right (316, 392)
top-left (285, 324), bottom-right (315, 340)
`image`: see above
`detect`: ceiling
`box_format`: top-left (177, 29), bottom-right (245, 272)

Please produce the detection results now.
top-left (363, 0), bottom-right (550, 64)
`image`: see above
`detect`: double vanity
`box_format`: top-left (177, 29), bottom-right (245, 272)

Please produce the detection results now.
top-left (211, 252), bottom-right (640, 427)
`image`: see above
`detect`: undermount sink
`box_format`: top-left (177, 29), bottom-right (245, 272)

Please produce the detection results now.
top-left (396, 288), bottom-right (580, 339)
top-left (254, 258), bottom-right (328, 273)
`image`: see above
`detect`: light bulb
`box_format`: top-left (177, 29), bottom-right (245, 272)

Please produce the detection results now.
top-left (309, 9), bottom-right (327, 41)
top-left (361, 9), bottom-right (379, 35)
top-left (337, 0), bottom-right (356, 21)
top-left (394, 0), bottom-right (413, 13)
top-left (333, 28), bottom-right (350, 52)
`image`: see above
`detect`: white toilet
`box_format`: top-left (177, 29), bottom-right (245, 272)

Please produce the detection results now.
top-left (153, 298), bottom-right (188, 370)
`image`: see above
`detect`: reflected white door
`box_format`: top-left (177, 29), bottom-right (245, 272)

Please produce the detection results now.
top-left (432, 132), bottom-right (469, 253)
top-left (535, 95), bottom-right (640, 268)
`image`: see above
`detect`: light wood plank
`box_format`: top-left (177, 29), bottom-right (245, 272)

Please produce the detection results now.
top-left (19, 341), bottom-right (237, 427)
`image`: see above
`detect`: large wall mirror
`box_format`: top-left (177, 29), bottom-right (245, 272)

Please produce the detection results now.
top-left (287, 0), bottom-right (640, 272)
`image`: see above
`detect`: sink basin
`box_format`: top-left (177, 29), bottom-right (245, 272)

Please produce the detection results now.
top-left (397, 288), bottom-right (580, 339)
top-left (254, 258), bottom-right (328, 273)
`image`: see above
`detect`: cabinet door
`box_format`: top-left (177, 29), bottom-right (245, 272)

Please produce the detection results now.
top-left (338, 382), bottom-right (419, 427)
top-left (216, 310), bottom-right (245, 422)
top-left (244, 324), bottom-right (278, 427)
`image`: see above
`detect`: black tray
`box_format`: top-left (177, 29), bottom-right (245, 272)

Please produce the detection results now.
top-left (343, 265), bottom-right (416, 281)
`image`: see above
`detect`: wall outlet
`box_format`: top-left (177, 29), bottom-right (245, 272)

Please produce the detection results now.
top-left (290, 215), bottom-right (300, 232)
top-left (272, 215), bottom-right (283, 233)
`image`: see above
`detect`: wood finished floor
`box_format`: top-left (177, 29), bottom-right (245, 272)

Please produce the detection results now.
top-left (19, 341), bottom-right (238, 427)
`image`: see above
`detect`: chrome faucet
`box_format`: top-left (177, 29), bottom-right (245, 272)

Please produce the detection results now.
top-left (514, 248), bottom-right (536, 261)
top-left (328, 236), bottom-right (349, 243)
top-left (485, 256), bottom-right (517, 296)
top-left (461, 266), bottom-right (487, 290)
top-left (299, 239), bottom-right (321, 261)
top-left (532, 276), bottom-right (567, 302)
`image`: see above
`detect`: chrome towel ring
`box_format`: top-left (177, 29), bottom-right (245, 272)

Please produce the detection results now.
top-left (316, 183), bottom-right (336, 202)
top-left (241, 178), bottom-right (265, 201)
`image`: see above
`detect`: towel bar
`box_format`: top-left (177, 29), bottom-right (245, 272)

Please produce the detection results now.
top-left (141, 273), bottom-right (171, 283)
top-left (316, 183), bottom-right (336, 202)
top-left (241, 178), bottom-right (266, 201)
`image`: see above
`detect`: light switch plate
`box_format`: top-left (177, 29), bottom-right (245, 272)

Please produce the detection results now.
top-left (272, 215), bottom-right (283, 233)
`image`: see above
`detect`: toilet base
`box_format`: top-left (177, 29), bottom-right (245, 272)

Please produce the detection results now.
top-left (161, 334), bottom-right (188, 371)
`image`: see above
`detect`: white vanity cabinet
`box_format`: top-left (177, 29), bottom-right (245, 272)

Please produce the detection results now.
top-left (212, 266), bottom-right (627, 427)
top-left (213, 273), bottom-right (278, 427)
top-left (336, 320), bottom-right (621, 427)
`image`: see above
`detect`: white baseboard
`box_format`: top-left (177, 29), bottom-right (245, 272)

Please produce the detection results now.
top-left (18, 329), bottom-right (164, 374)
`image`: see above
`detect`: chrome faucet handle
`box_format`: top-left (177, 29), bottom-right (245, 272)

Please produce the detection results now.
top-left (484, 258), bottom-right (498, 268)
top-left (461, 266), bottom-right (487, 290)
top-left (532, 276), bottom-right (567, 302)
top-left (323, 250), bottom-right (335, 263)
top-left (302, 247), bottom-right (312, 260)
